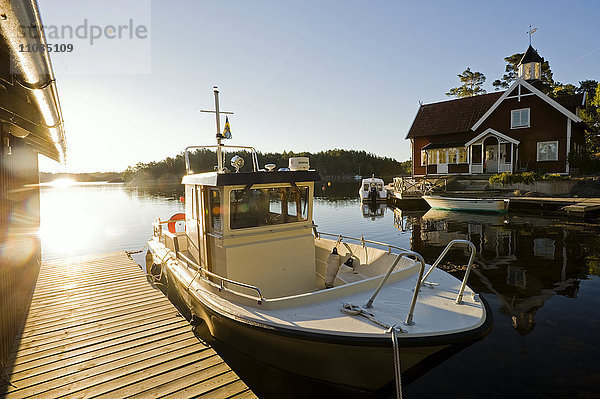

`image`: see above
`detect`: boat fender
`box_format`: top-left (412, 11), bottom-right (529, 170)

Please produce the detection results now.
top-left (167, 213), bottom-right (186, 234)
top-left (339, 257), bottom-right (358, 274)
top-left (325, 247), bottom-right (342, 288)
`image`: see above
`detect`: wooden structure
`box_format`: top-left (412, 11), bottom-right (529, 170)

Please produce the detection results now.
top-left (407, 45), bottom-right (586, 177)
top-left (0, 252), bottom-right (255, 398)
top-left (1, 0), bottom-right (67, 375)
top-left (391, 176), bottom-right (447, 199)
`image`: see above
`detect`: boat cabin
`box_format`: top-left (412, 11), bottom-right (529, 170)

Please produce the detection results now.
top-left (180, 163), bottom-right (321, 298)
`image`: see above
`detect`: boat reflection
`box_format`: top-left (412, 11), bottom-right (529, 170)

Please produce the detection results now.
top-left (361, 202), bottom-right (387, 220)
top-left (395, 206), bottom-right (586, 336)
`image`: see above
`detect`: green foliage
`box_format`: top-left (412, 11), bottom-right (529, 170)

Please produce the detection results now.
top-left (446, 67), bottom-right (486, 98)
top-left (580, 84), bottom-right (600, 154)
top-left (123, 148), bottom-right (409, 182)
top-left (492, 53), bottom-right (554, 94)
top-left (568, 151), bottom-right (600, 175)
top-left (489, 172), bottom-right (570, 186)
top-left (550, 83), bottom-right (577, 97)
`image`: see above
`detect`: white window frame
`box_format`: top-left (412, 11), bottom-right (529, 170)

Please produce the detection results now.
top-left (511, 108), bottom-right (530, 129)
top-left (537, 141), bottom-right (559, 162)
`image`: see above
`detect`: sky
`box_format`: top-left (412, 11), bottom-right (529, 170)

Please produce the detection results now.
top-left (36, 0), bottom-right (600, 173)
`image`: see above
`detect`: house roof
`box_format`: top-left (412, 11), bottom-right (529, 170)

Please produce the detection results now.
top-left (555, 93), bottom-right (585, 110)
top-left (407, 79), bottom-right (585, 140)
top-left (520, 45), bottom-right (544, 64)
top-left (406, 92), bottom-right (504, 139)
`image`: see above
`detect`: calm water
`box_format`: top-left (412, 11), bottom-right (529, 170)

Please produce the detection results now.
top-left (40, 182), bottom-right (600, 398)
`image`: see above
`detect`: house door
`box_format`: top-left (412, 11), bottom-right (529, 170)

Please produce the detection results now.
top-left (485, 146), bottom-right (497, 173)
top-left (437, 149), bottom-right (448, 174)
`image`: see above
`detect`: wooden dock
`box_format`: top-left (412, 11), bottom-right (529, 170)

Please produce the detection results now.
top-left (1, 252), bottom-right (256, 398)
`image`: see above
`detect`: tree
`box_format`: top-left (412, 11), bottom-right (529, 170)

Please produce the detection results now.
top-left (577, 79), bottom-right (599, 98)
top-left (580, 84), bottom-right (600, 154)
top-left (446, 67), bottom-right (487, 98)
top-left (492, 53), bottom-right (554, 94)
top-left (550, 83), bottom-right (577, 98)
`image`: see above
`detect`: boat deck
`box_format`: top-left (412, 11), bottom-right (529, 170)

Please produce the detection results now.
top-left (1, 252), bottom-right (256, 398)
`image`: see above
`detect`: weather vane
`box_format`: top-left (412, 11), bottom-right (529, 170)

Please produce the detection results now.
top-left (527, 25), bottom-right (538, 46)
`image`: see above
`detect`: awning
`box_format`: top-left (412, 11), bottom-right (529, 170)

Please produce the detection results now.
top-left (422, 141), bottom-right (467, 150)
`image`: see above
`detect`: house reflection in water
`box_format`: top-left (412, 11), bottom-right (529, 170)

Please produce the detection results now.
top-left (394, 208), bottom-right (586, 335)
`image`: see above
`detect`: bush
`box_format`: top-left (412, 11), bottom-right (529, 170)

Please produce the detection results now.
top-left (489, 172), bottom-right (568, 186)
top-left (568, 152), bottom-right (600, 175)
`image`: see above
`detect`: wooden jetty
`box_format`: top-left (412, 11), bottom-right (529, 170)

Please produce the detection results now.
top-left (1, 252), bottom-right (256, 398)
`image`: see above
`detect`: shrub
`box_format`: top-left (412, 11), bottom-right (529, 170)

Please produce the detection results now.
top-left (489, 172), bottom-right (568, 186)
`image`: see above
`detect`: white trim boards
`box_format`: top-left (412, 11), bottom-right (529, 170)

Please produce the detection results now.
top-left (465, 128), bottom-right (520, 147)
top-left (471, 78), bottom-right (582, 132)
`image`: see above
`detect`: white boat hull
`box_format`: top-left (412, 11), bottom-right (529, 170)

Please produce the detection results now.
top-left (423, 195), bottom-right (509, 213)
top-left (149, 236), bottom-right (492, 393)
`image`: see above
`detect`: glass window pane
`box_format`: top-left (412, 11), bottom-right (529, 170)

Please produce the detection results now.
top-left (230, 186), bottom-right (308, 229)
top-left (209, 189), bottom-right (221, 231)
top-left (458, 148), bottom-right (468, 163)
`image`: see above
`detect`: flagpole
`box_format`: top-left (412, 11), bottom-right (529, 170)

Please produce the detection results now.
top-left (213, 86), bottom-right (224, 173)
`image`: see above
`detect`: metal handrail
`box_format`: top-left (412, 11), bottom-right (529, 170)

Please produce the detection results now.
top-left (315, 231), bottom-right (411, 254)
top-left (184, 145), bottom-right (260, 174)
top-left (315, 229), bottom-right (426, 325)
top-left (420, 239), bottom-right (477, 304)
top-left (364, 250), bottom-right (427, 327)
top-left (177, 252), bottom-right (264, 304)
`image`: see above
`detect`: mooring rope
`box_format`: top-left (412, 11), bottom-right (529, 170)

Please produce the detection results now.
top-left (340, 302), bottom-right (405, 398)
top-left (391, 327), bottom-right (403, 399)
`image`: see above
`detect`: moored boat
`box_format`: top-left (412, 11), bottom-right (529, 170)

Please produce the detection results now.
top-left (146, 88), bottom-right (492, 395)
top-left (423, 195), bottom-right (510, 213)
top-left (359, 175), bottom-right (387, 202)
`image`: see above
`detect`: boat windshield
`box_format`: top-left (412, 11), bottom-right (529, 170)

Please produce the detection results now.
top-left (230, 185), bottom-right (309, 229)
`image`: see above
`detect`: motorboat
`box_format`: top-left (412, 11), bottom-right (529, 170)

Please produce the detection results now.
top-left (423, 195), bottom-right (510, 213)
top-left (146, 88), bottom-right (492, 395)
top-left (359, 175), bottom-right (387, 202)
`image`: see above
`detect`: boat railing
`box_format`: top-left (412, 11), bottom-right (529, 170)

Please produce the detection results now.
top-left (420, 239), bottom-right (477, 304)
top-left (177, 251), bottom-right (265, 304)
top-left (314, 229), bottom-right (427, 326)
top-left (184, 145), bottom-right (260, 174)
top-left (315, 230), bottom-right (478, 325)
top-left (314, 230), bottom-right (411, 254)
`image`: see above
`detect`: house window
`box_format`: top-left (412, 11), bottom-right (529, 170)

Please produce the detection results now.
top-left (437, 149), bottom-right (447, 164)
top-left (511, 108), bottom-right (530, 129)
top-left (448, 149), bottom-right (457, 163)
top-left (428, 150), bottom-right (437, 165)
top-left (537, 141), bottom-right (558, 161)
top-left (420, 150), bottom-right (427, 166)
top-left (458, 147), bottom-right (468, 163)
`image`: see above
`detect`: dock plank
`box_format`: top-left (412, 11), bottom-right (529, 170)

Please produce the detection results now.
top-left (2, 251), bottom-right (256, 398)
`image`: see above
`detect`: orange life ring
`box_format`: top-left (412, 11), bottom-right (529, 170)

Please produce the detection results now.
top-left (167, 213), bottom-right (186, 233)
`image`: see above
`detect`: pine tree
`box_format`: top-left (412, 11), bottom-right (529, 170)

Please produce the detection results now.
top-left (445, 68), bottom-right (487, 98)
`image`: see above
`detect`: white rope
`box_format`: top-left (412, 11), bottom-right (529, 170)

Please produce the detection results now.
top-left (391, 327), bottom-right (403, 399)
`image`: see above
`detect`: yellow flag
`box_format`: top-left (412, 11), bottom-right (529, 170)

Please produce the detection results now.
top-left (222, 116), bottom-right (232, 139)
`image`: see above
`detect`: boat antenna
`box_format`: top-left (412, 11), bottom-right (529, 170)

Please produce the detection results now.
top-left (200, 86), bottom-right (234, 173)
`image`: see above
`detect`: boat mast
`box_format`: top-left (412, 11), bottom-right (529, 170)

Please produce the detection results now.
top-left (201, 86), bottom-right (234, 173)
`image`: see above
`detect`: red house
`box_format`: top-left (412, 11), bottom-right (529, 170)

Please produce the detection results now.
top-left (407, 46), bottom-right (586, 177)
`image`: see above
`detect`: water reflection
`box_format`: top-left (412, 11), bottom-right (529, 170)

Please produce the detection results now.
top-left (361, 202), bottom-right (387, 220)
top-left (38, 181), bottom-right (600, 398)
top-left (397, 207), bottom-right (590, 336)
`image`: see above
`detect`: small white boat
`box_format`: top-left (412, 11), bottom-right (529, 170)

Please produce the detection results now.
top-left (359, 175), bottom-right (387, 202)
top-left (146, 88), bottom-right (492, 395)
top-left (423, 195), bottom-right (510, 213)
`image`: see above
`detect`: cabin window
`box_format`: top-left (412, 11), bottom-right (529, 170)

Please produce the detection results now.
top-left (511, 108), bottom-right (530, 129)
top-left (230, 185), bottom-right (309, 230)
top-left (208, 189), bottom-right (222, 231)
top-left (537, 141), bottom-right (558, 161)
top-left (420, 150), bottom-right (427, 166)
top-left (427, 150), bottom-right (437, 165)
